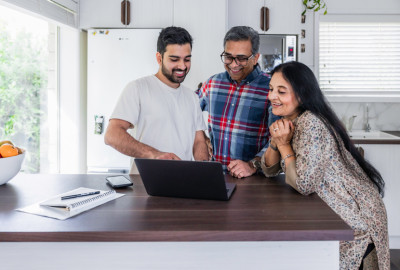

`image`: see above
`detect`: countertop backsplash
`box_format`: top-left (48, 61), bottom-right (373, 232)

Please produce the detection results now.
top-left (330, 102), bottom-right (400, 132)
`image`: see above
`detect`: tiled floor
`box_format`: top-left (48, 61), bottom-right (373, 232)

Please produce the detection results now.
top-left (391, 249), bottom-right (400, 270)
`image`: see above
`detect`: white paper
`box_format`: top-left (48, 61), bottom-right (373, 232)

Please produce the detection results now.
top-left (16, 187), bottom-right (124, 220)
top-left (40, 187), bottom-right (112, 209)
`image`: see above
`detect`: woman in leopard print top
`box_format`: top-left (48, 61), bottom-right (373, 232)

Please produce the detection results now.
top-left (262, 61), bottom-right (389, 270)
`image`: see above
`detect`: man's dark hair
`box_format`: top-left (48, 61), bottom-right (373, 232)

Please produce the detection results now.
top-left (223, 26), bottom-right (260, 55)
top-left (157, 26), bottom-right (193, 56)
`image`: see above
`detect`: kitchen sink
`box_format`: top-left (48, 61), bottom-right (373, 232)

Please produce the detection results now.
top-left (348, 130), bottom-right (399, 140)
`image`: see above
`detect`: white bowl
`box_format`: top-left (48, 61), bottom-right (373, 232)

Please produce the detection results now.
top-left (0, 150), bottom-right (25, 185)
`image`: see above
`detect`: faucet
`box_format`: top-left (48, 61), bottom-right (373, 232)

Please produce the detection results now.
top-left (365, 104), bottom-right (371, 132)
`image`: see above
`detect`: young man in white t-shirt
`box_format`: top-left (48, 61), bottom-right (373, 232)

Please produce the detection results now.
top-left (105, 26), bottom-right (209, 173)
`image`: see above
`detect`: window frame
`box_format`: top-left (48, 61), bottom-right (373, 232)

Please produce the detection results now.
top-left (315, 14), bottom-right (400, 103)
top-left (0, 2), bottom-right (85, 173)
top-left (0, 0), bottom-right (78, 28)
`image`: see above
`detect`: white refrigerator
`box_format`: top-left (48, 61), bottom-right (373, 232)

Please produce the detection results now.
top-left (87, 28), bottom-right (161, 173)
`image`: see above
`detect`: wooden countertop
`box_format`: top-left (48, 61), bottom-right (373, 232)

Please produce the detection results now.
top-left (0, 173), bottom-right (353, 242)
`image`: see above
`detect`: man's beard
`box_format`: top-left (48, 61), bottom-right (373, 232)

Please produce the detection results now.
top-left (161, 63), bottom-right (188, 84)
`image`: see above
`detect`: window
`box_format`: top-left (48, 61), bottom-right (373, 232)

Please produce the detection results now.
top-left (0, 5), bottom-right (58, 173)
top-left (319, 15), bottom-right (400, 101)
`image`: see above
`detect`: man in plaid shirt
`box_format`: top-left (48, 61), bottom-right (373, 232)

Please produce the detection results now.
top-left (198, 26), bottom-right (279, 178)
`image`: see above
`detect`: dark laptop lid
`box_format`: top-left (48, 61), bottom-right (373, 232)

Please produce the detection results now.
top-left (134, 159), bottom-right (236, 201)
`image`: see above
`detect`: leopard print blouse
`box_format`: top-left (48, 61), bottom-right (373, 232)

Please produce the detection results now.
top-left (262, 110), bottom-right (390, 270)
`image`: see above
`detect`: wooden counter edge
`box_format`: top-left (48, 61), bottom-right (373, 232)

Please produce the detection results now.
top-left (0, 229), bottom-right (354, 242)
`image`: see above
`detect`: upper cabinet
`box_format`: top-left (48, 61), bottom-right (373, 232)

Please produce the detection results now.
top-left (228, 0), bottom-right (264, 34)
top-left (228, 0), bottom-right (314, 67)
top-left (79, 0), bottom-right (173, 29)
top-left (228, 0), bottom-right (302, 34)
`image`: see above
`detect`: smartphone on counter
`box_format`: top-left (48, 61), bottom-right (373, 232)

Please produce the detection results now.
top-left (106, 175), bottom-right (133, 188)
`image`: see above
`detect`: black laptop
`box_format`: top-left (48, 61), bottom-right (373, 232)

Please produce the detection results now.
top-left (134, 159), bottom-right (236, 201)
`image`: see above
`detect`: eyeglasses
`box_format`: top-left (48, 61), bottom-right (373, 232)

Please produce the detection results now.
top-left (220, 52), bottom-right (254, 66)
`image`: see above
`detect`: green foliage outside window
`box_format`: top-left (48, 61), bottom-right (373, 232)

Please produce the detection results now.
top-left (0, 21), bottom-right (48, 173)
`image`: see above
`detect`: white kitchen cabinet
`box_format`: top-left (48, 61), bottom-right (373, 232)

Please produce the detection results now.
top-left (228, 0), bottom-right (302, 34)
top-left (227, 0), bottom-right (314, 68)
top-left (357, 144), bottom-right (400, 248)
top-left (228, 0), bottom-right (264, 34)
top-left (79, 0), bottom-right (173, 29)
top-left (173, 0), bottom-right (227, 89)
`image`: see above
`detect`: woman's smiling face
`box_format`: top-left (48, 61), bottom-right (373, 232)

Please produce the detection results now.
top-left (268, 71), bottom-right (301, 120)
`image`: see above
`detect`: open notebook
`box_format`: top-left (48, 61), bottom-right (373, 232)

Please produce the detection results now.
top-left (17, 187), bottom-right (124, 220)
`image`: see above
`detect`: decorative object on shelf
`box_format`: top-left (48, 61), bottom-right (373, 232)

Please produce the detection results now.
top-left (301, 44), bottom-right (305, 53)
top-left (302, 0), bottom-right (327, 16)
top-left (121, 0), bottom-right (131, 25)
top-left (260, 7), bottom-right (269, 31)
top-left (301, 14), bottom-right (306, 24)
top-left (301, 29), bottom-right (306, 38)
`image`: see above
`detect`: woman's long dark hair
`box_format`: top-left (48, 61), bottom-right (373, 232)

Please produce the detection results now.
top-left (271, 61), bottom-right (385, 196)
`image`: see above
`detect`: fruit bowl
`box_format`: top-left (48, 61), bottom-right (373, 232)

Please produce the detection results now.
top-left (0, 149), bottom-right (25, 185)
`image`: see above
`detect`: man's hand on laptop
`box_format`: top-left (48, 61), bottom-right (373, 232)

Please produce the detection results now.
top-left (153, 151), bottom-right (181, 160)
top-left (227, 160), bottom-right (256, 179)
top-left (205, 137), bottom-right (213, 160)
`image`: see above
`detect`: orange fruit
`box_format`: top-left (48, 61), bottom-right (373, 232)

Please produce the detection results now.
top-left (0, 144), bottom-right (19, 158)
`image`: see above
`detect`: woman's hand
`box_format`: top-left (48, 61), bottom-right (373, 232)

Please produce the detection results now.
top-left (269, 119), bottom-right (295, 148)
top-left (263, 119), bottom-right (295, 169)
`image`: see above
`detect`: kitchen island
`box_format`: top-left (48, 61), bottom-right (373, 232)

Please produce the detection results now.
top-left (0, 173), bottom-right (352, 269)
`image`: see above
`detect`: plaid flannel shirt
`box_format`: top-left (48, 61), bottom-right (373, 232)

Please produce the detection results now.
top-left (198, 65), bottom-right (279, 172)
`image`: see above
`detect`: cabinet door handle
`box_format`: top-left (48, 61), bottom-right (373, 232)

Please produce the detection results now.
top-left (121, 0), bottom-right (131, 25)
top-left (260, 7), bottom-right (269, 31)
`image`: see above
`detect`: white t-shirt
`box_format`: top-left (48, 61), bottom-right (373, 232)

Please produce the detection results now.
top-left (111, 75), bottom-right (206, 173)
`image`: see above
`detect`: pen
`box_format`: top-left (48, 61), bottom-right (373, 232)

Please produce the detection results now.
top-left (61, 191), bottom-right (100, 200)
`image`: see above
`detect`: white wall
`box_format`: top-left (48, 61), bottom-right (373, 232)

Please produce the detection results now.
top-left (321, 0), bottom-right (400, 131)
top-left (331, 102), bottom-right (400, 132)
top-left (324, 0), bottom-right (400, 14)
